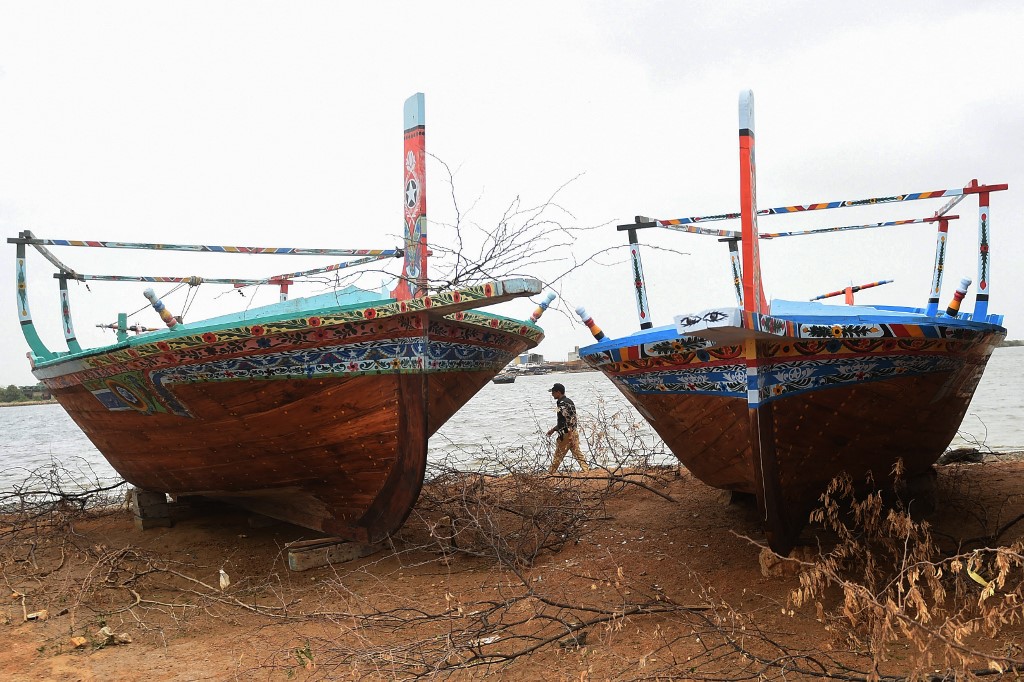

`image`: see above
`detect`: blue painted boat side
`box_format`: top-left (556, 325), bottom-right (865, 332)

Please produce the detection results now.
top-left (579, 299), bottom-right (1005, 357)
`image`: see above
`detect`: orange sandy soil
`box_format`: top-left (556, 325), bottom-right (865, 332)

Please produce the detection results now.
top-left (2, 456), bottom-right (1023, 681)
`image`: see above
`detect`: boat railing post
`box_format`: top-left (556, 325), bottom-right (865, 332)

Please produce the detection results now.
top-left (271, 278), bottom-right (292, 302)
top-left (116, 312), bottom-right (129, 342)
top-left (57, 274), bottom-right (83, 353)
top-left (973, 181), bottom-right (991, 320)
top-left (628, 217), bottom-right (653, 329)
top-left (925, 216), bottom-right (952, 317)
top-left (957, 179), bottom-right (1007, 321)
top-left (11, 230), bottom-right (56, 362)
top-left (720, 237), bottom-right (743, 307)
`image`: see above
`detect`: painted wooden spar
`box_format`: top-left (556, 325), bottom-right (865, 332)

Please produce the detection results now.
top-left (576, 306), bottom-right (605, 341)
top-left (529, 292), bottom-right (556, 323)
top-left (578, 89), bottom-right (1008, 554)
top-left (649, 187), bottom-right (973, 228)
top-left (18, 238), bottom-right (400, 257)
top-left (56, 252), bottom-right (400, 286)
top-left (809, 279), bottom-right (893, 303)
top-left (9, 94), bottom-right (544, 542)
top-left (945, 278), bottom-right (972, 318)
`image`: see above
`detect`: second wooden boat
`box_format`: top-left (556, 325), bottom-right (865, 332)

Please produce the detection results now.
top-left (577, 90), bottom-right (1007, 554)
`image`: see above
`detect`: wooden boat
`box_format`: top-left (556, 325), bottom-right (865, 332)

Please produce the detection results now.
top-left (9, 94), bottom-right (544, 543)
top-left (491, 372), bottom-right (517, 384)
top-left (577, 90), bottom-right (1008, 554)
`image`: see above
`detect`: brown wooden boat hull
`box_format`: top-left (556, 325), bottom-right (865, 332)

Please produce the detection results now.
top-left (37, 310), bottom-right (539, 542)
top-left (584, 331), bottom-right (1004, 553)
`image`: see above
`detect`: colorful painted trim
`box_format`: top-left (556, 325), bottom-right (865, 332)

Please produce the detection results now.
top-left (599, 337), bottom-right (997, 406)
top-left (81, 333), bottom-right (524, 418)
top-left (66, 253), bottom-right (396, 286)
top-left (24, 239), bottom-right (397, 257)
top-left (37, 280), bottom-right (541, 374)
top-left (652, 188), bottom-right (966, 228)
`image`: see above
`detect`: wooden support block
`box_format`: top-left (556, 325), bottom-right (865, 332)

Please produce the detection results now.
top-left (286, 538), bottom-right (385, 572)
top-left (130, 488), bottom-right (172, 529)
top-left (134, 516), bottom-right (172, 530)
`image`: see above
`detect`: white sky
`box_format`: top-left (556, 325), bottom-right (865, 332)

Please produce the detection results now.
top-left (2, 1), bottom-right (1023, 386)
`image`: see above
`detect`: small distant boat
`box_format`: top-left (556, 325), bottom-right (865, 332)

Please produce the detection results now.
top-left (578, 89), bottom-right (1007, 554)
top-left (10, 94), bottom-right (545, 543)
top-left (491, 373), bottom-right (517, 384)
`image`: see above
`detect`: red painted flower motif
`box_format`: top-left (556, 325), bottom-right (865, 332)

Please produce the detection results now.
top-left (308, 317), bottom-right (322, 328)
top-left (423, 297), bottom-right (432, 308)
top-left (484, 283), bottom-right (494, 297)
top-left (202, 332), bottom-right (218, 344)
top-left (455, 312), bottom-right (465, 321)
top-left (519, 325), bottom-right (528, 334)
top-left (156, 341), bottom-right (171, 352)
top-left (489, 319), bottom-right (499, 328)
top-left (399, 301), bottom-right (408, 312)
top-left (364, 308), bottom-right (377, 319)
top-left (250, 325), bottom-right (265, 336)
top-left (452, 291), bottom-right (462, 303)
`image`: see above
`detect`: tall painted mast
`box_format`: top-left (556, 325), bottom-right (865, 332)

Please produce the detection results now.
top-left (391, 92), bottom-right (428, 300)
top-left (738, 90), bottom-right (768, 316)
top-left (737, 89), bottom-right (786, 552)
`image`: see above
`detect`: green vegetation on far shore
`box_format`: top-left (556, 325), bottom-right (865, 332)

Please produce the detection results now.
top-left (1001, 339), bottom-right (1024, 347)
top-left (1, 383), bottom-right (53, 406)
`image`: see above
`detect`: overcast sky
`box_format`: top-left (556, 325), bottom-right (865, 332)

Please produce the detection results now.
top-left (2, 1), bottom-right (1022, 386)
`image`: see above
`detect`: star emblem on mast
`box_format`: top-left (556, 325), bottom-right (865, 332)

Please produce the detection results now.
top-left (405, 179), bottom-right (419, 208)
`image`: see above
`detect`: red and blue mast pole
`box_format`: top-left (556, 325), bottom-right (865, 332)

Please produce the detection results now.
top-left (391, 93), bottom-right (428, 301)
top-left (738, 90), bottom-right (787, 553)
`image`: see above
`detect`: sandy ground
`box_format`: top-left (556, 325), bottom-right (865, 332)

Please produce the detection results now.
top-left (2, 454), bottom-right (1023, 681)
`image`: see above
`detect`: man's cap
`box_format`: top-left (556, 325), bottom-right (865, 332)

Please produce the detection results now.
top-left (550, 383), bottom-right (565, 393)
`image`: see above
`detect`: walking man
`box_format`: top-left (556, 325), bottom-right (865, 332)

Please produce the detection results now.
top-left (546, 383), bottom-right (590, 474)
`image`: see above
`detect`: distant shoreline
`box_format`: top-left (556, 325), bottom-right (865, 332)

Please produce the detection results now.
top-left (0, 399), bottom-right (57, 408)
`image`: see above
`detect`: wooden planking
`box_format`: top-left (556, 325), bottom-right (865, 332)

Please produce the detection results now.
top-left (43, 310), bottom-right (542, 541)
top-left (595, 333), bottom-right (1002, 554)
top-left (629, 392), bottom-right (753, 491)
top-left (765, 367), bottom-right (987, 552)
top-left (355, 371), bottom-right (428, 542)
top-left (50, 374), bottom-right (405, 538)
